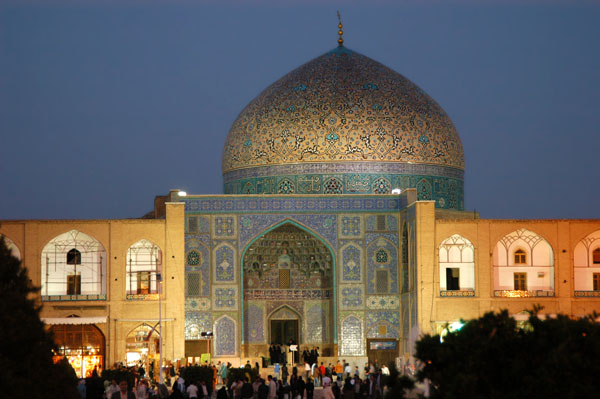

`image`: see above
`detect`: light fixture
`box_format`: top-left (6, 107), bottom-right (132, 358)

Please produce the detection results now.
top-left (391, 188), bottom-right (402, 195)
top-left (178, 191), bottom-right (187, 197)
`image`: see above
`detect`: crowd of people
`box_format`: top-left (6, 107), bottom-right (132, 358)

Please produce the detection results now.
top-left (75, 359), bottom-right (392, 399)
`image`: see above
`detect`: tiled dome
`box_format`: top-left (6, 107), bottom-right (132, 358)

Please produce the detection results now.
top-left (222, 46), bottom-right (465, 209)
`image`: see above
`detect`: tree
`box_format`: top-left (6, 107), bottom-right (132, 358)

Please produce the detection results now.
top-left (415, 309), bottom-right (600, 399)
top-left (0, 236), bottom-right (79, 399)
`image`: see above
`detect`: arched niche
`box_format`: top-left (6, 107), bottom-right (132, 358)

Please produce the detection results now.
top-left (574, 230), bottom-right (600, 292)
top-left (41, 230), bottom-right (106, 299)
top-left (126, 239), bottom-right (162, 299)
top-left (2, 235), bottom-right (21, 260)
top-left (439, 234), bottom-right (475, 293)
top-left (492, 228), bottom-right (554, 296)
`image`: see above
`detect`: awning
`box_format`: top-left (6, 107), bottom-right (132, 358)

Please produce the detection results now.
top-left (42, 316), bottom-right (107, 325)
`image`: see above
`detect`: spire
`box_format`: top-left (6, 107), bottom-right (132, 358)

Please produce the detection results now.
top-left (337, 11), bottom-right (344, 47)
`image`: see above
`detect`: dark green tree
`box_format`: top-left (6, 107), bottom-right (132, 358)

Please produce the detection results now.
top-left (0, 236), bottom-right (79, 399)
top-left (382, 364), bottom-right (414, 399)
top-left (415, 309), bottom-right (600, 399)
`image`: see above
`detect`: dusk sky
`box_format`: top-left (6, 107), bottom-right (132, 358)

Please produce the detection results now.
top-left (1, 1), bottom-right (599, 220)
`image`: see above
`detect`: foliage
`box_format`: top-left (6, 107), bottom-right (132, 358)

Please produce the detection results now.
top-left (180, 365), bottom-right (215, 387)
top-left (0, 236), bottom-right (79, 399)
top-left (382, 364), bottom-right (414, 399)
top-left (415, 309), bottom-right (600, 399)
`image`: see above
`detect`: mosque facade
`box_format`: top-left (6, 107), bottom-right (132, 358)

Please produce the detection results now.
top-left (2, 36), bottom-right (600, 377)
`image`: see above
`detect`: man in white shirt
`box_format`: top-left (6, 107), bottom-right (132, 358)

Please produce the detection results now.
top-left (381, 365), bottom-right (390, 376)
top-left (267, 375), bottom-right (277, 399)
top-left (187, 382), bottom-right (199, 399)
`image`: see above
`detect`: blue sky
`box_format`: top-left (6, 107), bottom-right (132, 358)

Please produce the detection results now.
top-left (1, 1), bottom-right (599, 220)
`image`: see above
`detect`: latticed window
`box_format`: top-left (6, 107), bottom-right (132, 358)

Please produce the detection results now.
top-left (593, 248), bottom-right (600, 264)
top-left (514, 249), bottom-right (526, 264)
top-left (126, 239), bottom-right (162, 297)
top-left (376, 215), bottom-right (386, 231)
top-left (376, 270), bottom-right (389, 294)
top-left (324, 178), bottom-right (343, 194)
top-left (187, 216), bottom-right (198, 233)
top-left (187, 250), bottom-right (201, 266)
top-left (514, 272), bottom-right (527, 291)
top-left (279, 269), bottom-right (290, 288)
top-left (186, 272), bottom-right (201, 297)
top-left (376, 249), bottom-right (388, 263)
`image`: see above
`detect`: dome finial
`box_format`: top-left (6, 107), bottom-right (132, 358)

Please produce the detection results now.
top-left (337, 11), bottom-right (344, 47)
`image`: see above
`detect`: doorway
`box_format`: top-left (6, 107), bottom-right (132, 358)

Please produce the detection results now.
top-left (270, 319), bottom-right (299, 345)
top-left (367, 339), bottom-right (398, 368)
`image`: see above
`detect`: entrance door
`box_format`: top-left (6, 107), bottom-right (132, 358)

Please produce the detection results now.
top-left (271, 319), bottom-right (299, 345)
top-left (367, 339), bottom-right (398, 368)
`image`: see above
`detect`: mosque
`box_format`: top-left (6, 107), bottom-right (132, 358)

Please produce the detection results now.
top-left (2, 21), bottom-right (600, 378)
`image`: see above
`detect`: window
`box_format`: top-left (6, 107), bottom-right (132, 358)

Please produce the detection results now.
top-left (594, 273), bottom-right (600, 291)
top-left (376, 270), bottom-right (389, 294)
top-left (514, 249), bottom-right (526, 265)
top-left (186, 272), bottom-right (201, 297)
top-left (187, 250), bottom-right (201, 266)
top-left (593, 248), bottom-right (600, 264)
top-left (514, 272), bottom-right (527, 291)
top-left (66, 248), bottom-right (81, 265)
top-left (446, 268), bottom-right (460, 291)
top-left (126, 240), bottom-right (162, 298)
top-left (279, 269), bottom-right (290, 289)
top-left (376, 249), bottom-right (388, 263)
top-left (67, 274), bottom-right (81, 295)
top-left (187, 217), bottom-right (198, 233)
top-left (376, 215), bottom-right (386, 231)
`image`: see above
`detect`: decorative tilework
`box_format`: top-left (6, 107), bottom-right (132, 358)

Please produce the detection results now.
top-left (338, 215), bottom-right (363, 239)
top-left (214, 216), bottom-right (236, 237)
top-left (239, 215), bottom-right (337, 250)
top-left (267, 302), bottom-right (303, 318)
top-left (270, 306), bottom-right (300, 320)
top-left (185, 312), bottom-right (211, 340)
top-left (341, 244), bottom-right (362, 282)
top-left (185, 297), bottom-right (211, 311)
top-left (366, 296), bottom-right (400, 309)
top-left (184, 196), bottom-right (403, 215)
top-left (340, 286), bottom-right (363, 309)
top-left (340, 315), bottom-right (364, 356)
top-left (186, 239), bottom-right (209, 297)
top-left (222, 46), bottom-right (464, 208)
top-left (244, 303), bottom-right (265, 343)
top-left (214, 244), bottom-right (235, 282)
top-left (213, 286), bottom-right (237, 310)
top-left (367, 238), bottom-right (398, 295)
top-left (366, 215), bottom-right (398, 232)
top-left (305, 302), bottom-right (328, 343)
top-left (214, 316), bottom-right (236, 356)
top-left (366, 311), bottom-right (400, 329)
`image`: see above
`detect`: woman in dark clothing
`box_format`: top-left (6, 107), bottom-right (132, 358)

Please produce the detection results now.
top-left (305, 378), bottom-right (314, 399)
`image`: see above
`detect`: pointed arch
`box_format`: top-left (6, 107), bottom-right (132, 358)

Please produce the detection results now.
top-left (241, 219), bottom-right (337, 344)
top-left (439, 234), bottom-right (475, 293)
top-left (492, 228), bottom-right (554, 296)
top-left (41, 230), bottom-right (106, 299)
top-left (340, 315), bottom-right (364, 356)
top-left (367, 237), bottom-right (398, 295)
top-left (126, 239), bottom-right (162, 299)
top-left (574, 230), bottom-right (600, 293)
top-left (1, 235), bottom-right (21, 260)
top-left (214, 315), bottom-right (237, 357)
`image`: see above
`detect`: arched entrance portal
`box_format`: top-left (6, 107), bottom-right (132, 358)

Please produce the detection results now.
top-left (243, 222), bottom-right (334, 360)
top-left (51, 324), bottom-right (105, 378)
top-left (126, 324), bottom-right (160, 378)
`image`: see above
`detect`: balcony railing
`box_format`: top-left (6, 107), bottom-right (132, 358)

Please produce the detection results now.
top-left (574, 291), bottom-right (600, 297)
top-left (42, 294), bottom-right (106, 302)
top-left (440, 290), bottom-right (475, 297)
top-left (494, 290), bottom-right (554, 298)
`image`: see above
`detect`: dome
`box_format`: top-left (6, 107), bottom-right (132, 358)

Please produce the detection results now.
top-left (222, 46), bottom-right (465, 210)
